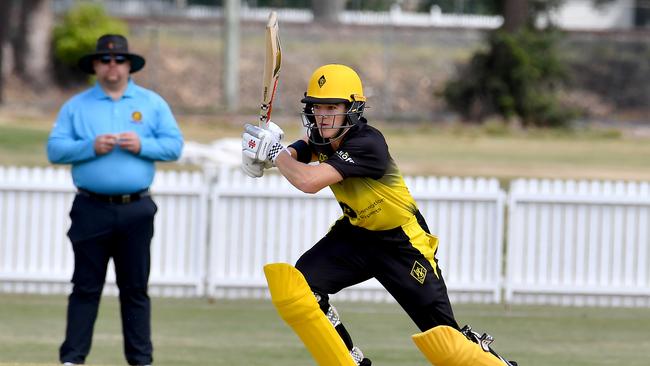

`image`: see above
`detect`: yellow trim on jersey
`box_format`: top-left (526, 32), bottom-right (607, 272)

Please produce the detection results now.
top-left (330, 162), bottom-right (417, 231)
top-left (328, 155), bottom-right (440, 273)
top-left (401, 215), bottom-right (439, 277)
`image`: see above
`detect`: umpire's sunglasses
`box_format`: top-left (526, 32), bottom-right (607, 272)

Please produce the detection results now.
top-left (98, 54), bottom-right (128, 64)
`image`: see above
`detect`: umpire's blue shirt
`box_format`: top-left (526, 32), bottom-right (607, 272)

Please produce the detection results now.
top-left (47, 79), bottom-right (183, 194)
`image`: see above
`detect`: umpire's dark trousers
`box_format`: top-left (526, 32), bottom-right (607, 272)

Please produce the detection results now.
top-left (60, 193), bottom-right (157, 365)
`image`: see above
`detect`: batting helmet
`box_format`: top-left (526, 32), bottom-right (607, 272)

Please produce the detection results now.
top-left (300, 64), bottom-right (367, 145)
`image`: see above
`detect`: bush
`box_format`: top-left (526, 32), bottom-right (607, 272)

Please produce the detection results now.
top-left (52, 2), bottom-right (128, 68)
top-left (443, 28), bottom-right (576, 128)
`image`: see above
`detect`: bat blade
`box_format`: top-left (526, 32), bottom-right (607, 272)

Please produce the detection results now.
top-left (260, 11), bottom-right (281, 129)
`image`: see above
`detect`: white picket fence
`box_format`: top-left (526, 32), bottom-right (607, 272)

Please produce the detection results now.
top-left (207, 169), bottom-right (505, 304)
top-left (506, 179), bottom-right (650, 307)
top-left (0, 166), bottom-right (208, 297)
top-left (1, 166), bottom-right (649, 306)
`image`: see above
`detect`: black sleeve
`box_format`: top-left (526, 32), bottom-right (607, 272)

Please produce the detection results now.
top-left (288, 139), bottom-right (312, 163)
top-left (324, 127), bottom-right (389, 180)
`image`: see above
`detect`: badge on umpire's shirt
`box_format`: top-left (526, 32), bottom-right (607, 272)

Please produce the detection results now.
top-left (131, 111), bottom-right (143, 123)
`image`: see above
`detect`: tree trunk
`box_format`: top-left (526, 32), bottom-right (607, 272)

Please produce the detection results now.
top-left (312, 0), bottom-right (345, 24)
top-left (0, 0), bottom-right (15, 104)
top-left (635, 0), bottom-right (650, 27)
top-left (502, 0), bottom-right (529, 32)
top-left (223, 0), bottom-right (240, 111)
top-left (12, 0), bottom-right (52, 88)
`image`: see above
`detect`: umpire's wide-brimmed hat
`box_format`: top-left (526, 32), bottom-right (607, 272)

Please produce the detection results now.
top-left (78, 34), bottom-right (146, 74)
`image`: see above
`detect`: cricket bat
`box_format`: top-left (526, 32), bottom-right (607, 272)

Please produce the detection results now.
top-left (259, 11), bottom-right (282, 129)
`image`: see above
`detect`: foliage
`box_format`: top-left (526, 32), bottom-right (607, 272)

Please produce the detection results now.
top-left (247, 0), bottom-right (394, 11)
top-left (436, 0), bottom-right (619, 127)
top-left (242, 0), bottom-right (310, 7)
top-left (52, 2), bottom-right (128, 67)
top-left (419, 0), bottom-right (500, 14)
top-left (443, 27), bottom-right (576, 128)
top-left (419, 0), bottom-right (568, 15)
top-left (564, 37), bottom-right (650, 109)
top-left (189, 0), bottom-right (223, 5)
top-left (346, 0), bottom-right (395, 11)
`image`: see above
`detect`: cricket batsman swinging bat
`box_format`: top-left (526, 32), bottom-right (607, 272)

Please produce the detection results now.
top-left (260, 17), bottom-right (355, 364)
top-left (259, 11), bottom-right (281, 130)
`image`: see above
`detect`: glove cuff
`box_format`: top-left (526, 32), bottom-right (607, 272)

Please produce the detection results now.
top-left (268, 142), bottom-right (289, 165)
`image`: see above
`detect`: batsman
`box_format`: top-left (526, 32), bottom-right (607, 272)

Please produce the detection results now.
top-left (242, 64), bottom-right (518, 366)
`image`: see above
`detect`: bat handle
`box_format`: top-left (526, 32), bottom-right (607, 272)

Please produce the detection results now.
top-left (260, 103), bottom-right (271, 128)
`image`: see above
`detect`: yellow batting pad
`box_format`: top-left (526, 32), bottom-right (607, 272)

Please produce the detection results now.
top-left (412, 325), bottom-right (505, 366)
top-left (264, 263), bottom-right (356, 366)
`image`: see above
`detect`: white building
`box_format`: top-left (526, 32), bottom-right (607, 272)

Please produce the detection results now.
top-left (550, 0), bottom-right (638, 30)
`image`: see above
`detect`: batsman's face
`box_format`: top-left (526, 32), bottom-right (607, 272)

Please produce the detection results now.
top-left (93, 54), bottom-right (131, 87)
top-left (313, 103), bottom-right (347, 139)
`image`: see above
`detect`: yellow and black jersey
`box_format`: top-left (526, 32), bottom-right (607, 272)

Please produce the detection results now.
top-left (310, 120), bottom-right (418, 231)
top-left (298, 120), bottom-right (455, 332)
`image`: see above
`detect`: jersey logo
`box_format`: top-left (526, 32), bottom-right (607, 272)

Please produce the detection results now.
top-left (410, 261), bottom-right (427, 284)
top-left (318, 152), bottom-right (329, 163)
top-left (131, 111), bottom-right (143, 123)
top-left (336, 150), bottom-right (355, 164)
top-left (338, 201), bottom-right (357, 219)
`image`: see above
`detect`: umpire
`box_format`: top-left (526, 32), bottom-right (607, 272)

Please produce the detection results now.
top-left (47, 34), bottom-right (183, 366)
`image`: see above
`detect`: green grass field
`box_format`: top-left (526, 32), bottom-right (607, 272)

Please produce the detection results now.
top-left (0, 294), bottom-right (649, 365)
top-left (2, 111), bottom-right (650, 182)
top-left (2, 112), bottom-right (649, 364)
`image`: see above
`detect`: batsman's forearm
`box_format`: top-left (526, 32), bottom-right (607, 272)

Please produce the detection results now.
top-left (276, 153), bottom-right (324, 194)
top-left (276, 152), bottom-right (342, 194)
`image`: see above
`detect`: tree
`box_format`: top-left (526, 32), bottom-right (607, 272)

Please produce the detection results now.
top-left (12, 0), bottom-right (53, 88)
top-left (0, 0), bottom-right (52, 104)
top-left (419, 0), bottom-right (500, 14)
top-left (635, 0), bottom-right (650, 26)
top-left (51, 2), bottom-right (128, 85)
top-left (442, 0), bottom-right (575, 128)
top-left (0, 0), bottom-right (13, 104)
top-left (311, 0), bottom-right (345, 23)
top-left (501, 0), bottom-right (529, 31)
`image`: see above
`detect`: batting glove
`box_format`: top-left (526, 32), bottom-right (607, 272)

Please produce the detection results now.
top-left (242, 123), bottom-right (288, 166)
top-left (266, 121), bottom-right (284, 141)
top-left (241, 122), bottom-right (281, 176)
top-left (241, 150), bottom-right (264, 178)
top-left (263, 121), bottom-right (284, 168)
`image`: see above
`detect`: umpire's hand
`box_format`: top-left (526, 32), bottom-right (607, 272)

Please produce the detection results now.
top-left (94, 134), bottom-right (118, 155)
top-left (117, 131), bottom-right (141, 154)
